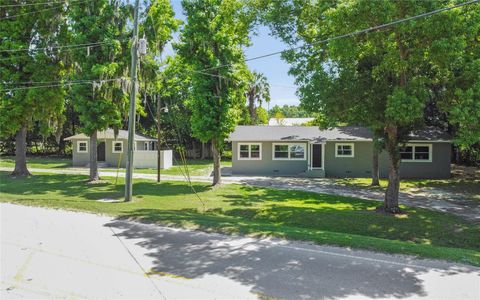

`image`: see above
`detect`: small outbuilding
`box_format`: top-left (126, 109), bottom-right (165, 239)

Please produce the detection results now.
top-left (64, 129), bottom-right (172, 169)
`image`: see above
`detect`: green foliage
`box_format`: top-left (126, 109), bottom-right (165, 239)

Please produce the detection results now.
top-left (267, 104), bottom-right (309, 118)
top-left (0, 1), bottom-right (68, 138)
top-left (141, 0), bottom-right (181, 56)
top-left (262, 0), bottom-right (479, 148)
top-left (256, 107), bottom-right (268, 124)
top-left (69, 0), bottom-right (131, 136)
top-left (176, 0), bottom-right (252, 150)
top-left (245, 71), bottom-right (270, 124)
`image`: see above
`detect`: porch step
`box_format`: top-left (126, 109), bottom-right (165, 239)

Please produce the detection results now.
top-left (299, 169), bottom-right (325, 178)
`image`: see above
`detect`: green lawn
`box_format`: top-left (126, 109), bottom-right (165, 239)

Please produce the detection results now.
top-left (335, 177), bottom-right (480, 202)
top-left (1, 171), bottom-right (479, 266)
top-left (0, 156), bottom-right (231, 177)
top-left (0, 156), bottom-right (72, 169)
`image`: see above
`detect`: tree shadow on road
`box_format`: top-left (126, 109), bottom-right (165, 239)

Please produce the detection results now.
top-left (105, 217), bottom-right (479, 299)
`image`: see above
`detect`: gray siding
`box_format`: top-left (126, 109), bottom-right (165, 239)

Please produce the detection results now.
top-left (106, 139), bottom-right (127, 168)
top-left (72, 138), bottom-right (127, 167)
top-left (325, 141), bottom-right (451, 178)
top-left (232, 140), bottom-right (451, 179)
top-left (232, 141), bottom-right (308, 176)
top-left (324, 141), bottom-right (374, 178)
top-left (397, 142), bottom-right (451, 179)
top-left (72, 140), bottom-right (90, 167)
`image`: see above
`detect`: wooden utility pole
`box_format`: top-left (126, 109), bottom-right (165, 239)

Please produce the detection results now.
top-left (125, 0), bottom-right (140, 202)
top-left (156, 94), bottom-right (161, 182)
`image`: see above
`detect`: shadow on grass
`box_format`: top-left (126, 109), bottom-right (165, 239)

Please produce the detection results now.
top-left (0, 172), bottom-right (210, 201)
top-left (2, 171), bottom-right (479, 263)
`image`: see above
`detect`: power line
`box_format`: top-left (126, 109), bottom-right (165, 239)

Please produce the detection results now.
top-left (0, 4), bottom-right (65, 20)
top-left (197, 0), bottom-right (480, 74)
top-left (0, 0), bottom-right (88, 20)
top-left (0, 0), bottom-right (82, 8)
top-left (3, 0), bottom-right (477, 90)
top-left (0, 42), bottom-right (119, 61)
top-left (0, 77), bottom-right (126, 92)
top-left (0, 39), bottom-right (127, 54)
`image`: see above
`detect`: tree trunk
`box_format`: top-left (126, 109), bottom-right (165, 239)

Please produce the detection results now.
top-left (371, 143), bottom-right (380, 186)
top-left (156, 94), bottom-right (161, 183)
top-left (381, 125), bottom-right (401, 214)
top-left (212, 140), bottom-right (222, 186)
top-left (248, 92), bottom-right (256, 124)
top-left (89, 130), bottom-right (100, 182)
top-left (201, 142), bottom-right (206, 159)
top-left (12, 125), bottom-right (31, 177)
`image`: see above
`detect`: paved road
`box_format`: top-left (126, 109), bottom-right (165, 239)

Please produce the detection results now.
top-left (1, 204), bottom-right (479, 299)
top-left (1, 166), bottom-right (479, 222)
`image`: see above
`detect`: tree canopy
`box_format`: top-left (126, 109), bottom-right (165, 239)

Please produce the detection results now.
top-left (177, 0), bottom-right (253, 185)
top-left (1, 0), bottom-right (70, 175)
top-left (262, 0), bottom-right (480, 212)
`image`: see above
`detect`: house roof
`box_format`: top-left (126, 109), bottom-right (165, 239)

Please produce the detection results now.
top-left (64, 129), bottom-right (156, 141)
top-left (228, 126), bottom-right (452, 142)
top-left (268, 118), bottom-right (315, 126)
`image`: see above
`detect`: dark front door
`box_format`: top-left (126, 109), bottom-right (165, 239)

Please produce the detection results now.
top-left (97, 142), bottom-right (106, 162)
top-left (312, 144), bottom-right (322, 168)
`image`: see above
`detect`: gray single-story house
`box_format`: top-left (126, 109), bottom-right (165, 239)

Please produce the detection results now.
top-left (64, 129), bottom-right (172, 169)
top-left (228, 126), bottom-right (452, 178)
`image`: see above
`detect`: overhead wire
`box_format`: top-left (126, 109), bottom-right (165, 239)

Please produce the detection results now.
top-left (195, 0), bottom-right (480, 74)
top-left (143, 1), bottom-right (206, 210)
top-left (0, 0), bottom-right (89, 20)
top-left (0, 0), bottom-right (83, 8)
top-left (0, 39), bottom-right (128, 54)
top-left (0, 77), bottom-right (126, 92)
top-left (143, 95), bottom-right (206, 212)
top-left (3, 0), bottom-right (477, 82)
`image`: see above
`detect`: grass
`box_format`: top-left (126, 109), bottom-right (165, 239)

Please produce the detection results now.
top-left (0, 156), bottom-right (231, 177)
top-left (0, 156), bottom-right (72, 169)
top-left (335, 177), bottom-right (480, 202)
top-left (1, 171), bottom-right (479, 266)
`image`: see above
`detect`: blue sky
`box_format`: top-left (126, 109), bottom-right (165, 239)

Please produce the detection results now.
top-left (167, 0), bottom-right (300, 107)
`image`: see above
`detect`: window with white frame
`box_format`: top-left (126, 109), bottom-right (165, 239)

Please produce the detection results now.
top-left (112, 141), bottom-right (123, 153)
top-left (273, 143), bottom-right (306, 160)
top-left (335, 143), bottom-right (354, 157)
top-left (400, 144), bottom-right (432, 162)
top-left (238, 143), bottom-right (262, 160)
top-left (77, 141), bottom-right (88, 153)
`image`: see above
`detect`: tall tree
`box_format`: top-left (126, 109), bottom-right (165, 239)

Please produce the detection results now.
top-left (0, 0), bottom-right (69, 176)
top-left (262, 0), bottom-right (479, 213)
top-left (177, 0), bottom-right (252, 186)
top-left (245, 72), bottom-right (270, 124)
top-left (69, 0), bottom-right (130, 181)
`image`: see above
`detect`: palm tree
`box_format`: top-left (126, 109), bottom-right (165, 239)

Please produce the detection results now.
top-left (246, 72), bottom-right (270, 124)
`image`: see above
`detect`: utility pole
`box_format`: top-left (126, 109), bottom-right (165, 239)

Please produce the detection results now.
top-left (125, 0), bottom-right (140, 202)
top-left (156, 94), bottom-right (161, 182)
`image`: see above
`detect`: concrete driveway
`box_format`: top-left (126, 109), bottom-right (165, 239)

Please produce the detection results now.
top-left (1, 203), bottom-right (479, 299)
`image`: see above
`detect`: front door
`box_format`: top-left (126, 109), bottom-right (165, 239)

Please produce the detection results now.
top-left (97, 142), bottom-right (106, 162)
top-left (312, 144), bottom-right (322, 168)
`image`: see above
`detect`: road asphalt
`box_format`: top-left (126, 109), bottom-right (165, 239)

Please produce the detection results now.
top-left (1, 203), bottom-right (479, 299)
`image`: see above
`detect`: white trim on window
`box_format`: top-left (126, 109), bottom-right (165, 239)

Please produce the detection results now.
top-left (112, 140), bottom-right (123, 153)
top-left (272, 143), bottom-right (307, 160)
top-left (400, 143), bottom-right (432, 162)
top-left (335, 143), bottom-right (354, 158)
top-left (237, 143), bottom-right (262, 160)
top-left (77, 141), bottom-right (88, 153)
